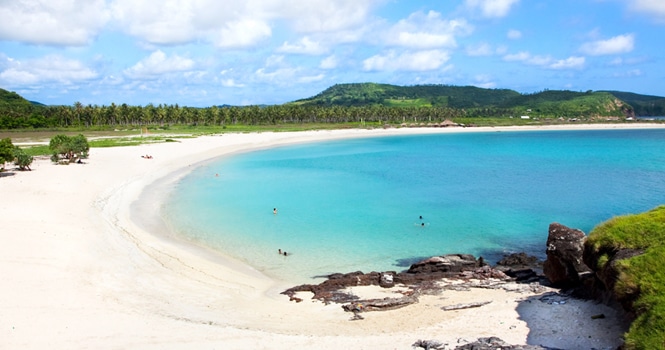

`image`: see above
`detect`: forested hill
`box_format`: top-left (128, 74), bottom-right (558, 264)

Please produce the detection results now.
top-left (600, 91), bottom-right (665, 116)
top-left (292, 83), bottom-right (521, 108)
top-left (0, 88), bottom-right (33, 108)
top-left (292, 83), bottom-right (665, 116)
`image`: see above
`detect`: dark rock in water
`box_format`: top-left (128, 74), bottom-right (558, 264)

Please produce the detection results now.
top-left (454, 337), bottom-right (553, 349)
top-left (497, 252), bottom-right (540, 268)
top-left (543, 223), bottom-right (591, 287)
top-left (406, 254), bottom-right (479, 274)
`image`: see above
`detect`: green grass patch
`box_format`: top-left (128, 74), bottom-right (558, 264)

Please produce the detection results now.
top-left (20, 144), bottom-right (51, 157)
top-left (384, 98), bottom-right (432, 107)
top-left (586, 205), bottom-right (665, 349)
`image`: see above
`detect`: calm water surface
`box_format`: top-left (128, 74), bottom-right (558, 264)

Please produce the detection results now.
top-left (163, 129), bottom-right (665, 283)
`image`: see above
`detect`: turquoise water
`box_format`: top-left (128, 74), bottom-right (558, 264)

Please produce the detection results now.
top-left (163, 129), bottom-right (665, 284)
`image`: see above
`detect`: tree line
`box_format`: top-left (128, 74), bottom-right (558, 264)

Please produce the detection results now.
top-left (0, 102), bottom-right (507, 129)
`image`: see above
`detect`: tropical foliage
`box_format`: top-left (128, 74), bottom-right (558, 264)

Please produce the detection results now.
top-left (1, 84), bottom-right (664, 131)
top-left (0, 137), bottom-right (34, 171)
top-left (0, 137), bottom-right (14, 166)
top-left (13, 147), bottom-right (33, 171)
top-left (49, 134), bottom-right (90, 164)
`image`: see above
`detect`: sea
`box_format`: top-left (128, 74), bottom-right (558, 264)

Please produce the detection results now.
top-left (162, 128), bottom-right (665, 284)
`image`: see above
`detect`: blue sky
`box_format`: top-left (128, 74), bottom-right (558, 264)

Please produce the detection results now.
top-left (0, 0), bottom-right (663, 107)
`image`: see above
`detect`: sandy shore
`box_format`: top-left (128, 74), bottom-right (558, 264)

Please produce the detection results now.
top-left (3, 124), bottom-right (657, 349)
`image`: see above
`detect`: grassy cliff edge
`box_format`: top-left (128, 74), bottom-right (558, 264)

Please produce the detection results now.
top-left (584, 205), bottom-right (665, 349)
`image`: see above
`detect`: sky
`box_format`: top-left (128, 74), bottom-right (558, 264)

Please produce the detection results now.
top-left (0, 0), bottom-right (664, 107)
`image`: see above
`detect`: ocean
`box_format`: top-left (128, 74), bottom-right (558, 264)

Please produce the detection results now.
top-left (162, 129), bottom-right (665, 284)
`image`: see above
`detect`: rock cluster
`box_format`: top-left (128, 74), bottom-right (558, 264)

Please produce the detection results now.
top-left (543, 223), bottom-right (591, 287)
top-left (280, 220), bottom-right (633, 348)
top-left (281, 253), bottom-right (541, 307)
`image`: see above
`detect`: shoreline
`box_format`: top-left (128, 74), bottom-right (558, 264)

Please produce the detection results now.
top-left (2, 124), bottom-right (656, 348)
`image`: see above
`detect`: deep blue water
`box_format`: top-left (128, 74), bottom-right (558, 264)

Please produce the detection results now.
top-left (163, 129), bottom-right (665, 283)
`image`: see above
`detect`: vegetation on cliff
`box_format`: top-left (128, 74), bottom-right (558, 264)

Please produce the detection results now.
top-left (585, 205), bottom-right (665, 349)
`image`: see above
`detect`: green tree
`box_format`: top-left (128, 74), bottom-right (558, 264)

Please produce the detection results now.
top-left (13, 147), bottom-right (33, 171)
top-left (0, 138), bottom-right (15, 168)
top-left (49, 134), bottom-right (90, 164)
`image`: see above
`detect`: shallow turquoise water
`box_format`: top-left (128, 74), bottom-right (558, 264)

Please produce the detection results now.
top-left (163, 129), bottom-right (665, 283)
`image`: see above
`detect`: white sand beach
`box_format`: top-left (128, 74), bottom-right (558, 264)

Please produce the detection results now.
top-left (3, 124), bottom-right (657, 349)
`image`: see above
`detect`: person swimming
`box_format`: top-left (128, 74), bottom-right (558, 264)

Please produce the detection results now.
top-left (273, 208), bottom-right (278, 215)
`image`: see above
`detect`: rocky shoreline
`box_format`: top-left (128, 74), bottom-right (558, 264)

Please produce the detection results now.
top-left (282, 222), bottom-right (632, 349)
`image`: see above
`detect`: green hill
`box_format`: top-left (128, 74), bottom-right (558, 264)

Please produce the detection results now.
top-left (0, 88), bottom-right (49, 129)
top-left (0, 88), bottom-right (33, 108)
top-left (292, 83), bottom-right (665, 118)
top-left (600, 91), bottom-right (665, 116)
top-left (503, 90), bottom-right (634, 118)
top-left (292, 83), bottom-right (521, 108)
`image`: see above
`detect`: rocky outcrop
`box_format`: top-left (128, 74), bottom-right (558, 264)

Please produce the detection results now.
top-left (452, 337), bottom-right (551, 350)
top-left (282, 254), bottom-right (526, 305)
top-left (543, 223), bottom-right (591, 287)
top-left (495, 252), bottom-right (542, 282)
top-left (406, 254), bottom-right (480, 274)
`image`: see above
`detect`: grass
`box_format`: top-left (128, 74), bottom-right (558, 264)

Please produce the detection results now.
top-left (14, 122), bottom-right (383, 156)
top-left (586, 205), bottom-right (665, 349)
top-left (384, 98), bottom-right (432, 107)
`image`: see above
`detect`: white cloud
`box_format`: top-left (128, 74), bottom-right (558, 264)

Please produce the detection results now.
top-left (580, 34), bottom-right (635, 56)
top-left (466, 43), bottom-right (494, 56)
top-left (124, 50), bottom-right (195, 79)
top-left (0, 55), bottom-right (98, 86)
top-left (221, 79), bottom-right (245, 88)
top-left (277, 37), bottom-right (328, 55)
top-left (0, 0), bottom-right (109, 46)
top-left (503, 51), bottom-right (585, 70)
top-left (507, 29), bottom-right (522, 39)
top-left (465, 0), bottom-right (520, 18)
top-left (110, 0), bottom-right (202, 44)
top-left (214, 18), bottom-right (272, 48)
top-left (111, 1), bottom-right (272, 47)
top-left (363, 50), bottom-right (450, 72)
top-left (109, 0), bottom-right (379, 47)
top-left (280, 0), bottom-right (381, 33)
top-left (255, 67), bottom-right (299, 83)
top-left (473, 74), bottom-right (496, 88)
top-left (549, 56), bottom-right (586, 70)
top-left (503, 51), bottom-right (531, 62)
top-left (298, 74), bottom-right (325, 83)
top-left (384, 11), bottom-right (472, 49)
top-left (319, 55), bottom-right (339, 69)
top-left (626, 0), bottom-right (665, 21)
